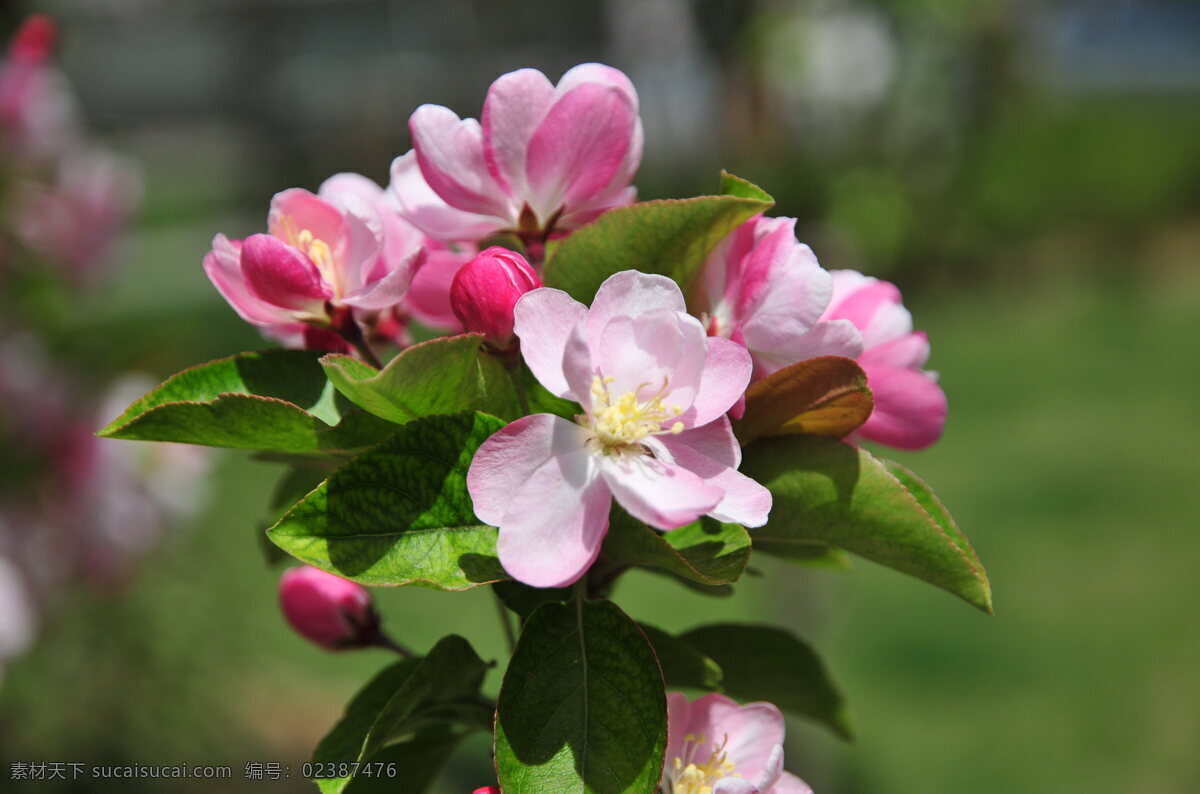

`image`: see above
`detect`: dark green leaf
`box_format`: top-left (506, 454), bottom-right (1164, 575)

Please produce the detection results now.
top-left (600, 512), bottom-right (751, 587)
top-left (680, 624), bottom-right (853, 740)
top-left (268, 412), bottom-right (509, 590)
top-left (313, 635), bottom-right (491, 794)
top-left (515, 361), bottom-right (580, 421)
top-left (98, 349), bottom-right (396, 452)
top-left (337, 726), bottom-right (464, 794)
top-left (543, 174), bottom-right (773, 303)
top-left (322, 334), bottom-right (520, 425)
top-left (731, 356), bottom-right (873, 445)
top-left (492, 581), bottom-right (572, 619)
top-left (496, 599), bottom-right (667, 794)
top-left (638, 623), bottom-right (723, 692)
top-left (741, 435), bottom-right (993, 613)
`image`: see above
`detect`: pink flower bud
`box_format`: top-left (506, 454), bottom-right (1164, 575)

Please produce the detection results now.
top-left (278, 566), bottom-right (378, 651)
top-left (450, 246), bottom-right (541, 348)
top-left (10, 15), bottom-right (56, 63)
top-left (472, 788), bottom-right (500, 794)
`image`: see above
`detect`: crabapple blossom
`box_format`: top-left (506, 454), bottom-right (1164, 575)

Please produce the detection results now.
top-left (467, 271), bottom-right (771, 588)
top-left (663, 693), bottom-right (812, 794)
top-left (819, 270), bottom-right (947, 450)
top-left (391, 63), bottom-right (642, 243)
top-left (450, 246), bottom-right (541, 348)
top-left (0, 15), bottom-right (79, 160)
top-left (695, 215), bottom-right (862, 382)
top-left (278, 566), bottom-right (380, 651)
top-left (204, 180), bottom-right (422, 350)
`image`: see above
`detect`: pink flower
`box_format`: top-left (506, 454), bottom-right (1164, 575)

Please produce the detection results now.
top-left (695, 215), bottom-right (862, 382)
top-left (819, 270), bottom-right (946, 450)
top-left (471, 788), bottom-right (500, 794)
top-left (664, 693), bottom-right (812, 794)
top-left (391, 63), bottom-right (642, 242)
top-left (450, 247), bottom-right (541, 348)
top-left (467, 271), bottom-right (771, 588)
top-left (204, 180), bottom-right (422, 344)
top-left (0, 15), bottom-right (79, 160)
top-left (278, 566), bottom-right (379, 651)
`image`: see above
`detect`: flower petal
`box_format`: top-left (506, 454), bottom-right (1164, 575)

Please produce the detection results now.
top-left (695, 698), bottom-right (786, 785)
top-left (204, 234), bottom-right (294, 327)
top-left (482, 67), bottom-right (554, 198)
top-left (685, 336), bottom-right (753, 427)
top-left (404, 248), bottom-right (470, 330)
top-left (513, 287), bottom-right (589, 399)
top-left (409, 105), bottom-right (514, 220)
top-left (598, 453), bottom-right (721, 530)
top-left (860, 330), bottom-right (930, 370)
top-left (268, 188), bottom-right (344, 249)
top-left (467, 414), bottom-right (590, 527)
top-left (748, 319), bottom-right (864, 380)
top-left (240, 233), bottom-right (329, 316)
top-left (586, 270), bottom-right (686, 340)
top-left (496, 446), bottom-right (611, 588)
top-left (857, 365), bottom-right (947, 450)
top-left (771, 772), bottom-right (814, 794)
top-left (389, 151), bottom-right (506, 241)
top-left (655, 421), bottom-right (772, 527)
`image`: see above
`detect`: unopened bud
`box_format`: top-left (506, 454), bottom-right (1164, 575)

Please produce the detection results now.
top-left (450, 246), bottom-right (541, 349)
top-left (278, 566), bottom-right (378, 651)
top-left (10, 15), bottom-right (56, 63)
top-left (472, 788), bottom-right (500, 794)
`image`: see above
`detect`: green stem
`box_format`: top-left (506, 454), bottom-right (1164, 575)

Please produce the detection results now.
top-left (494, 589), bottom-right (517, 655)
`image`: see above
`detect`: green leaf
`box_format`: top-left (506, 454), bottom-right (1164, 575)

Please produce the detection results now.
top-left (337, 726), bottom-right (464, 794)
top-left (98, 349), bottom-right (397, 452)
top-left (268, 412), bottom-right (509, 590)
top-left (680, 624), bottom-right (853, 740)
top-left (496, 599), bottom-right (667, 794)
top-left (322, 334), bottom-right (521, 425)
top-left (638, 623), bottom-right (723, 692)
top-left (731, 356), bottom-right (873, 445)
top-left (600, 512), bottom-right (751, 587)
top-left (542, 173), bottom-right (773, 303)
top-left (515, 361), bottom-right (580, 421)
top-left (718, 170), bottom-right (774, 202)
top-left (492, 581), bottom-right (572, 619)
top-left (313, 635), bottom-right (491, 794)
top-left (741, 435), bottom-right (993, 613)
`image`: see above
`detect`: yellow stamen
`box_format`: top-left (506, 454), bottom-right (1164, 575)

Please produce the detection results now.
top-left (581, 375), bottom-right (684, 454)
top-left (665, 733), bottom-right (739, 794)
top-left (274, 215), bottom-right (339, 292)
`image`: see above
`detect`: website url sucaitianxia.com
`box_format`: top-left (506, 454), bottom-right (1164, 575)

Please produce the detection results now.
top-left (9, 763), bottom-right (233, 781)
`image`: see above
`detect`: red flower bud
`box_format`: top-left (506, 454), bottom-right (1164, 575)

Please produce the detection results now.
top-left (278, 566), bottom-right (378, 650)
top-left (10, 15), bottom-right (56, 63)
top-left (450, 246), bottom-right (541, 349)
top-left (472, 788), bottom-right (500, 794)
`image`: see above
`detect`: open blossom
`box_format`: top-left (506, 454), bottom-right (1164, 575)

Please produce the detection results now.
top-left (695, 215), bottom-right (862, 382)
top-left (819, 270), bottom-right (946, 450)
top-left (279, 566), bottom-right (380, 651)
top-left (663, 693), bottom-right (812, 794)
top-left (467, 271), bottom-right (771, 588)
top-left (204, 178), bottom-right (422, 346)
top-left (391, 63), bottom-right (642, 243)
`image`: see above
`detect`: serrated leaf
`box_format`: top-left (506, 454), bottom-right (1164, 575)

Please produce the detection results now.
top-left (680, 623), bottom-right (853, 740)
top-left (496, 599), bottom-right (667, 794)
top-left (313, 636), bottom-right (491, 794)
top-left (741, 435), bottom-right (993, 613)
top-left (638, 623), bottom-right (723, 692)
top-left (718, 170), bottom-right (773, 202)
top-left (543, 174), bottom-right (773, 303)
top-left (599, 512), bottom-right (751, 587)
top-left (321, 334), bottom-right (521, 425)
top-left (98, 349), bottom-right (397, 452)
top-left (732, 356), bottom-right (873, 445)
top-left (268, 412), bottom-right (509, 590)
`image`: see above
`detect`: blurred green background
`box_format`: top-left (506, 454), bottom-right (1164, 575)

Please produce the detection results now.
top-left (2, 0), bottom-right (1199, 792)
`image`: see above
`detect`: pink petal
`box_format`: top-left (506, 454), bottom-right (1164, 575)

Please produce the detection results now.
top-left (495, 446), bottom-right (611, 588)
top-left (747, 318), bottom-right (864, 380)
top-left (666, 414), bottom-right (741, 470)
top-left (553, 63), bottom-right (640, 110)
top-left (694, 698), bottom-right (786, 784)
top-left (858, 365), bottom-right (947, 450)
top-left (686, 336), bottom-right (753, 427)
top-left (823, 274), bottom-right (907, 347)
top-left (733, 217), bottom-right (798, 318)
top-left (598, 453), bottom-right (722, 530)
top-left (343, 246), bottom-right (422, 312)
top-left (268, 188), bottom-right (345, 251)
top-left (654, 423), bottom-right (772, 527)
top-left (239, 233), bottom-right (329, 316)
top-left (482, 68), bottom-right (554, 198)
top-left (389, 151), bottom-right (506, 241)
top-left (771, 772), bottom-right (814, 794)
top-left (712, 781), bottom-right (757, 794)
top-left (752, 744), bottom-right (785, 792)
top-left (590, 312), bottom-right (692, 409)
top-left (524, 83), bottom-right (636, 222)
top-left (467, 414), bottom-right (591, 527)
top-left (860, 330), bottom-right (929, 370)
top-left (586, 271), bottom-right (687, 340)
top-left (404, 248), bottom-right (470, 330)
top-left (513, 287), bottom-right (589, 399)
top-left (664, 692), bottom-right (692, 775)
top-left (409, 105), bottom-right (514, 220)
top-left (203, 234), bottom-right (294, 327)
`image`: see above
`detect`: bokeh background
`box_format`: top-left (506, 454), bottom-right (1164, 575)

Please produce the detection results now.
top-left (2, 0), bottom-right (1199, 791)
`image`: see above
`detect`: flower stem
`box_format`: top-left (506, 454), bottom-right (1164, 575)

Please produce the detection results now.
top-left (493, 589), bottom-right (517, 655)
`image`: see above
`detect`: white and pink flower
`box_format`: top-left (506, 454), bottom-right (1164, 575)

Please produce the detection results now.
top-left (664, 693), bottom-right (812, 794)
top-left (467, 271), bottom-right (771, 589)
top-left (695, 215), bottom-right (861, 382)
top-left (391, 63), bottom-right (642, 243)
top-left (819, 270), bottom-right (946, 450)
top-left (204, 178), bottom-right (422, 346)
